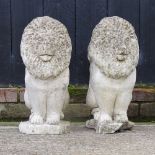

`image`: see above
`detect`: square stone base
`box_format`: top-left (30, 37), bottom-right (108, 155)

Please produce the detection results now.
top-left (86, 119), bottom-right (134, 134)
top-left (19, 121), bottom-right (70, 134)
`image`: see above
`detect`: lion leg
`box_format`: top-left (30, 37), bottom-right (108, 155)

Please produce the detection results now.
top-left (114, 91), bottom-right (132, 123)
top-left (61, 90), bottom-right (70, 119)
top-left (86, 85), bottom-right (97, 108)
top-left (46, 88), bottom-right (66, 125)
top-left (86, 85), bottom-right (101, 120)
top-left (93, 88), bottom-right (117, 124)
top-left (27, 88), bottom-right (46, 124)
top-left (24, 89), bottom-right (31, 109)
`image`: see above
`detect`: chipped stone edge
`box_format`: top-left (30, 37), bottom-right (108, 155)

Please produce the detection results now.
top-left (19, 121), bottom-right (70, 135)
top-left (86, 119), bottom-right (135, 134)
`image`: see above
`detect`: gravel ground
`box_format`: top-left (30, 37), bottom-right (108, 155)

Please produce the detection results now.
top-left (0, 123), bottom-right (155, 155)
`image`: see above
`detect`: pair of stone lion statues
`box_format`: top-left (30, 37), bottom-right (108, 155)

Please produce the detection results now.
top-left (19, 16), bottom-right (139, 134)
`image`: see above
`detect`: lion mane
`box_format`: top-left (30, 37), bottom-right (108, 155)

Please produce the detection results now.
top-left (88, 16), bottom-right (139, 79)
top-left (21, 16), bottom-right (72, 80)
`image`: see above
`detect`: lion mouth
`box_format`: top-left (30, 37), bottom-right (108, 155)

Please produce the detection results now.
top-left (39, 54), bottom-right (53, 62)
top-left (116, 53), bottom-right (128, 62)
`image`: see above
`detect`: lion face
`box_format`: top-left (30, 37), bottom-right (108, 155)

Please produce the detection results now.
top-left (21, 16), bottom-right (72, 80)
top-left (30, 33), bottom-right (57, 62)
top-left (88, 16), bottom-right (139, 79)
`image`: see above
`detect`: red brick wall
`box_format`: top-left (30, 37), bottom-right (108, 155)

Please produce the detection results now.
top-left (0, 88), bottom-right (155, 119)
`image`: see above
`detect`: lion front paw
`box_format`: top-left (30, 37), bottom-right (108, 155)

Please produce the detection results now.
top-left (30, 114), bottom-right (43, 124)
top-left (46, 112), bottom-right (60, 125)
top-left (98, 112), bottom-right (112, 124)
top-left (114, 113), bottom-right (128, 123)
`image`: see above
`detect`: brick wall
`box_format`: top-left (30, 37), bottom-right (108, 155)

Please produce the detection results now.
top-left (0, 87), bottom-right (155, 120)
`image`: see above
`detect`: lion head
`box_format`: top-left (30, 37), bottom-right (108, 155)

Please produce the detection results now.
top-left (21, 16), bottom-right (72, 80)
top-left (88, 16), bottom-right (139, 79)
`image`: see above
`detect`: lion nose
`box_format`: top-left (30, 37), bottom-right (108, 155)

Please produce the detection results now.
top-left (118, 46), bottom-right (127, 55)
top-left (120, 45), bottom-right (127, 54)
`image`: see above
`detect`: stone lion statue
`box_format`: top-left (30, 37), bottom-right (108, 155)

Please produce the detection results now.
top-left (20, 16), bottom-right (72, 125)
top-left (86, 16), bottom-right (139, 129)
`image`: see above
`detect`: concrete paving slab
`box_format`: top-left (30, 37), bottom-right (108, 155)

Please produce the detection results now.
top-left (0, 124), bottom-right (155, 155)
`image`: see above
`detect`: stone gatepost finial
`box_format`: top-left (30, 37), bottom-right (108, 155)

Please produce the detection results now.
top-left (19, 16), bottom-right (72, 134)
top-left (86, 16), bottom-right (139, 134)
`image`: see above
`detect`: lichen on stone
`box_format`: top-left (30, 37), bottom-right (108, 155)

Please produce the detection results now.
top-left (21, 16), bottom-right (72, 80)
top-left (88, 16), bottom-right (139, 79)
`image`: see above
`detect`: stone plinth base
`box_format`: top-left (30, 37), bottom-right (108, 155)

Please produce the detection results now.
top-left (19, 121), bottom-right (70, 134)
top-left (86, 119), bottom-right (134, 134)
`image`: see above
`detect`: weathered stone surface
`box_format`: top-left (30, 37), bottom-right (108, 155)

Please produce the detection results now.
top-left (86, 119), bottom-right (122, 134)
top-left (19, 121), bottom-right (70, 134)
top-left (88, 16), bottom-right (139, 79)
top-left (86, 16), bottom-right (139, 132)
top-left (96, 122), bottom-right (123, 134)
top-left (127, 102), bottom-right (139, 117)
top-left (20, 16), bottom-right (72, 132)
top-left (86, 119), bottom-right (134, 134)
top-left (140, 102), bottom-right (155, 117)
top-left (19, 88), bottom-right (25, 102)
top-left (64, 104), bottom-right (91, 119)
top-left (0, 88), bottom-right (17, 103)
top-left (133, 88), bottom-right (155, 102)
top-left (120, 121), bottom-right (135, 131)
top-left (0, 103), bottom-right (91, 120)
top-left (0, 104), bottom-right (30, 119)
top-left (0, 103), bottom-right (146, 120)
top-left (70, 93), bottom-right (86, 104)
top-left (21, 16), bottom-right (72, 80)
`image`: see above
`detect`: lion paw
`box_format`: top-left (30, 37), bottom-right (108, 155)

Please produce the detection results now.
top-left (114, 113), bottom-right (128, 123)
top-left (30, 114), bottom-right (43, 124)
top-left (98, 112), bottom-right (112, 124)
top-left (46, 112), bottom-right (60, 125)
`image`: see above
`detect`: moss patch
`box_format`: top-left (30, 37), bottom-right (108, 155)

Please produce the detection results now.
top-left (0, 118), bottom-right (28, 122)
top-left (135, 83), bottom-right (155, 88)
top-left (130, 117), bottom-right (155, 123)
top-left (68, 84), bottom-right (155, 95)
top-left (68, 85), bottom-right (87, 96)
